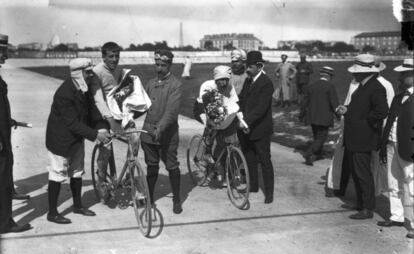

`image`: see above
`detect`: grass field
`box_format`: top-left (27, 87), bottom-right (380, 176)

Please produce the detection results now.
top-left (24, 60), bottom-right (403, 157)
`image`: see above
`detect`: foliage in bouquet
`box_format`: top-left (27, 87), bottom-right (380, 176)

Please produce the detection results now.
top-left (202, 89), bottom-right (228, 125)
top-left (114, 75), bottom-right (134, 111)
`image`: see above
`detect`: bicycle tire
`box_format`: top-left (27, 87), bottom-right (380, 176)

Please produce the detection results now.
top-left (186, 134), bottom-right (209, 186)
top-left (226, 146), bottom-right (250, 209)
top-left (130, 160), bottom-right (152, 237)
top-left (91, 144), bottom-right (117, 202)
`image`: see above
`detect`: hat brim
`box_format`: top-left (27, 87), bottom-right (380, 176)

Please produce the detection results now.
top-left (394, 65), bottom-right (413, 72)
top-left (214, 74), bottom-right (231, 80)
top-left (347, 65), bottom-right (379, 73)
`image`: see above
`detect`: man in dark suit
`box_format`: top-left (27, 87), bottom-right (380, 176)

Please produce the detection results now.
top-left (238, 51), bottom-right (275, 204)
top-left (0, 33), bottom-right (32, 234)
top-left (337, 54), bottom-right (388, 220)
top-left (300, 66), bottom-right (339, 166)
top-left (377, 58), bottom-right (414, 239)
top-left (46, 58), bottom-right (111, 224)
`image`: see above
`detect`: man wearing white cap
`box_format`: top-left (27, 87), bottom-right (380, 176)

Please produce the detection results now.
top-left (300, 66), bottom-right (339, 166)
top-left (274, 54), bottom-right (297, 108)
top-left (336, 54), bottom-right (388, 220)
top-left (0, 33), bottom-right (32, 234)
top-left (45, 58), bottom-right (111, 224)
top-left (377, 58), bottom-right (414, 239)
top-left (195, 65), bottom-right (239, 184)
top-left (229, 49), bottom-right (248, 95)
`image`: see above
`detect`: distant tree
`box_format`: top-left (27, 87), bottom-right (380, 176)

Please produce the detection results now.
top-left (223, 43), bottom-right (235, 50)
top-left (127, 43), bottom-right (138, 51)
top-left (53, 43), bottom-right (70, 51)
top-left (362, 44), bottom-right (376, 53)
top-left (204, 40), bottom-right (214, 50)
top-left (331, 42), bottom-right (356, 52)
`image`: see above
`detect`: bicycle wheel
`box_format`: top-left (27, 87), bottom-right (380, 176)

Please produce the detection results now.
top-left (130, 160), bottom-right (152, 237)
top-left (226, 146), bottom-right (250, 209)
top-left (91, 144), bottom-right (117, 202)
top-left (186, 134), bottom-right (209, 185)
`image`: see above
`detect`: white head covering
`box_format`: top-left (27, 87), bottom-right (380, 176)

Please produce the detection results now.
top-left (347, 54), bottom-right (379, 73)
top-left (213, 65), bottom-right (232, 80)
top-left (69, 58), bottom-right (93, 92)
top-left (230, 49), bottom-right (247, 61)
top-left (394, 58), bottom-right (414, 72)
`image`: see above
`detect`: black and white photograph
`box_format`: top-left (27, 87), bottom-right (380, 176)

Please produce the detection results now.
top-left (0, 0), bottom-right (413, 253)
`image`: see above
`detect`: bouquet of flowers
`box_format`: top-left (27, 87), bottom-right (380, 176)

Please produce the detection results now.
top-left (202, 89), bottom-right (227, 126)
top-left (113, 75), bottom-right (134, 111)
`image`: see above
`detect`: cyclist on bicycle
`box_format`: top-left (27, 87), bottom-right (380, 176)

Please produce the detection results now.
top-left (193, 65), bottom-right (244, 185)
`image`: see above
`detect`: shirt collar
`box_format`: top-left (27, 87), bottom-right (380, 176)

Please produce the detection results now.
top-left (407, 86), bottom-right (414, 95)
top-left (252, 70), bottom-right (263, 83)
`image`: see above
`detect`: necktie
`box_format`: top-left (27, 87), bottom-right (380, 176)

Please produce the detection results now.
top-left (245, 77), bottom-right (253, 92)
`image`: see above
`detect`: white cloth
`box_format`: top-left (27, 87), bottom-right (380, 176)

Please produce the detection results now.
top-left (377, 76), bottom-right (395, 107)
top-left (47, 145), bottom-right (85, 182)
top-left (386, 141), bottom-right (414, 226)
top-left (107, 72), bottom-right (151, 127)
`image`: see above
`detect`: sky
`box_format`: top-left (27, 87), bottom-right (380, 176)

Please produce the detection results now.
top-left (0, 0), bottom-right (401, 48)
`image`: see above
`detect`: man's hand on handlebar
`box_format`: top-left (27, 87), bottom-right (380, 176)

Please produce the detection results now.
top-left (96, 129), bottom-right (112, 144)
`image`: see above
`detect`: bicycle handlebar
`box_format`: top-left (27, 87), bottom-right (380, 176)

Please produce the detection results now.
top-left (110, 129), bottom-right (149, 138)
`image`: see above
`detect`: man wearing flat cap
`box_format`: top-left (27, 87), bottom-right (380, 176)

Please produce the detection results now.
top-left (45, 58), bottom-right (111, 224)
top-left (377, 58), bottom-right (414, 239)
top-left (229, 49), bottom-right (248, 95)
top-left (336, 54), bottom-right (388, 220)
top-left (300, 66), bottom-right (339, 166)
top-left (238, 50), bottom-right (275, 204)
top-left (0, 34), bottom-right (32, 234)
top-left (140, 49), bottom-right (183, 214)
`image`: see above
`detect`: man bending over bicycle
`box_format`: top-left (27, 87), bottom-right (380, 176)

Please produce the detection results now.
top-left (193, 65), bottom-right (247, 185)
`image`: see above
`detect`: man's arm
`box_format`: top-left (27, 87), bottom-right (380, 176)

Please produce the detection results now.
top-left (156, 82), bottom-right (182, 133)
top-left (367, 85), bottom-right (389, 128)
top-left (299, 85), bottom-right (310, 120)
top-left (289, 63), bottom-right (297, 79)
top-left (244, 80), bottom-right (273, 127)
top-left (55, 94), bottom-right (98, 142)
top-left (90, 76), bottom-right (113, 119)
top-left (329, 84), bottom-right (340, 115)
top-left (0, 92), bottom-right (9, 151)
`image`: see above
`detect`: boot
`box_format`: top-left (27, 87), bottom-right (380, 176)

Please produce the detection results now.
top-left (169, 168), bottom-right (182, 214)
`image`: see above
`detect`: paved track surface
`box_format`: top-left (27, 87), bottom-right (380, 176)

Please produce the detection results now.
top-left (0, 61), bottom-right (413, 254)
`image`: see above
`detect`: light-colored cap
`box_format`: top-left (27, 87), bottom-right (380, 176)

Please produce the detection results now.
top-left (394, 58), bottom-right (414, 72)
top-left (347, 54), bottom-right (379, 73)
top-left (69, 58), bottom-right (94, 71)
top-left (213, 65), bottom-right (232, 80)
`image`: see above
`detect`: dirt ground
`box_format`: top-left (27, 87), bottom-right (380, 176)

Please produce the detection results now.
top-left (0, 60), bottom-right (413, 254)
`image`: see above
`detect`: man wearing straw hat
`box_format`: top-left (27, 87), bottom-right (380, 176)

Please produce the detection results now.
top-left (300, 66), bottom-right (339, 166)
top-left (336, 54), bottom-right (388, 220)
top-left (377, 58), bottom-right (414, 239)
top-left (0, 33), bottom-right (32, 234)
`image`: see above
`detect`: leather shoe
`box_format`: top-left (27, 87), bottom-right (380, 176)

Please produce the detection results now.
top-left (264, 196), bottom-right (273, 204)
top-left (173, 202), bottom-right (183, 214)
top-left (406, 230), bottom-right (414, 239)
top-left (377, 220), bottom-right (404, 227)
top-left (0, 223), bottom-right (32, 234)
top-left (47, 213), bottom-right (71, 224)
top-left (349, 209), bottom-right (373, 220)
top-left (12, 192), bottom-right (30, 200)
top-left (73, 207), bottom-right (96, 216)
top-left (304, 154), bottom-right (314, 166)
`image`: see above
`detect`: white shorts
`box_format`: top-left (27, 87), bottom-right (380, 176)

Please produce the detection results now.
top-left (47, 145), bottom-right (85, 182)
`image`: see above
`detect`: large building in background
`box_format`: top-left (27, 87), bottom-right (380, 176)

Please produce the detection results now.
top-left (351, 31), bottom-right (401, 51)
top-left (200, 33), bottom-right (263, 51)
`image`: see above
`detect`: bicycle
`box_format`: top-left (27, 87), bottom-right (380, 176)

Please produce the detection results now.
top-left (91, 129), bottom-right (152, 237)
top-left (186, 134), bottom-right (250, 209)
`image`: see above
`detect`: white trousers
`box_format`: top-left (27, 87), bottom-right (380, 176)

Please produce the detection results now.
top-left (386, 141), bottom-right (414, 227)
top-left (47, 144), bottom-right (85, 182)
